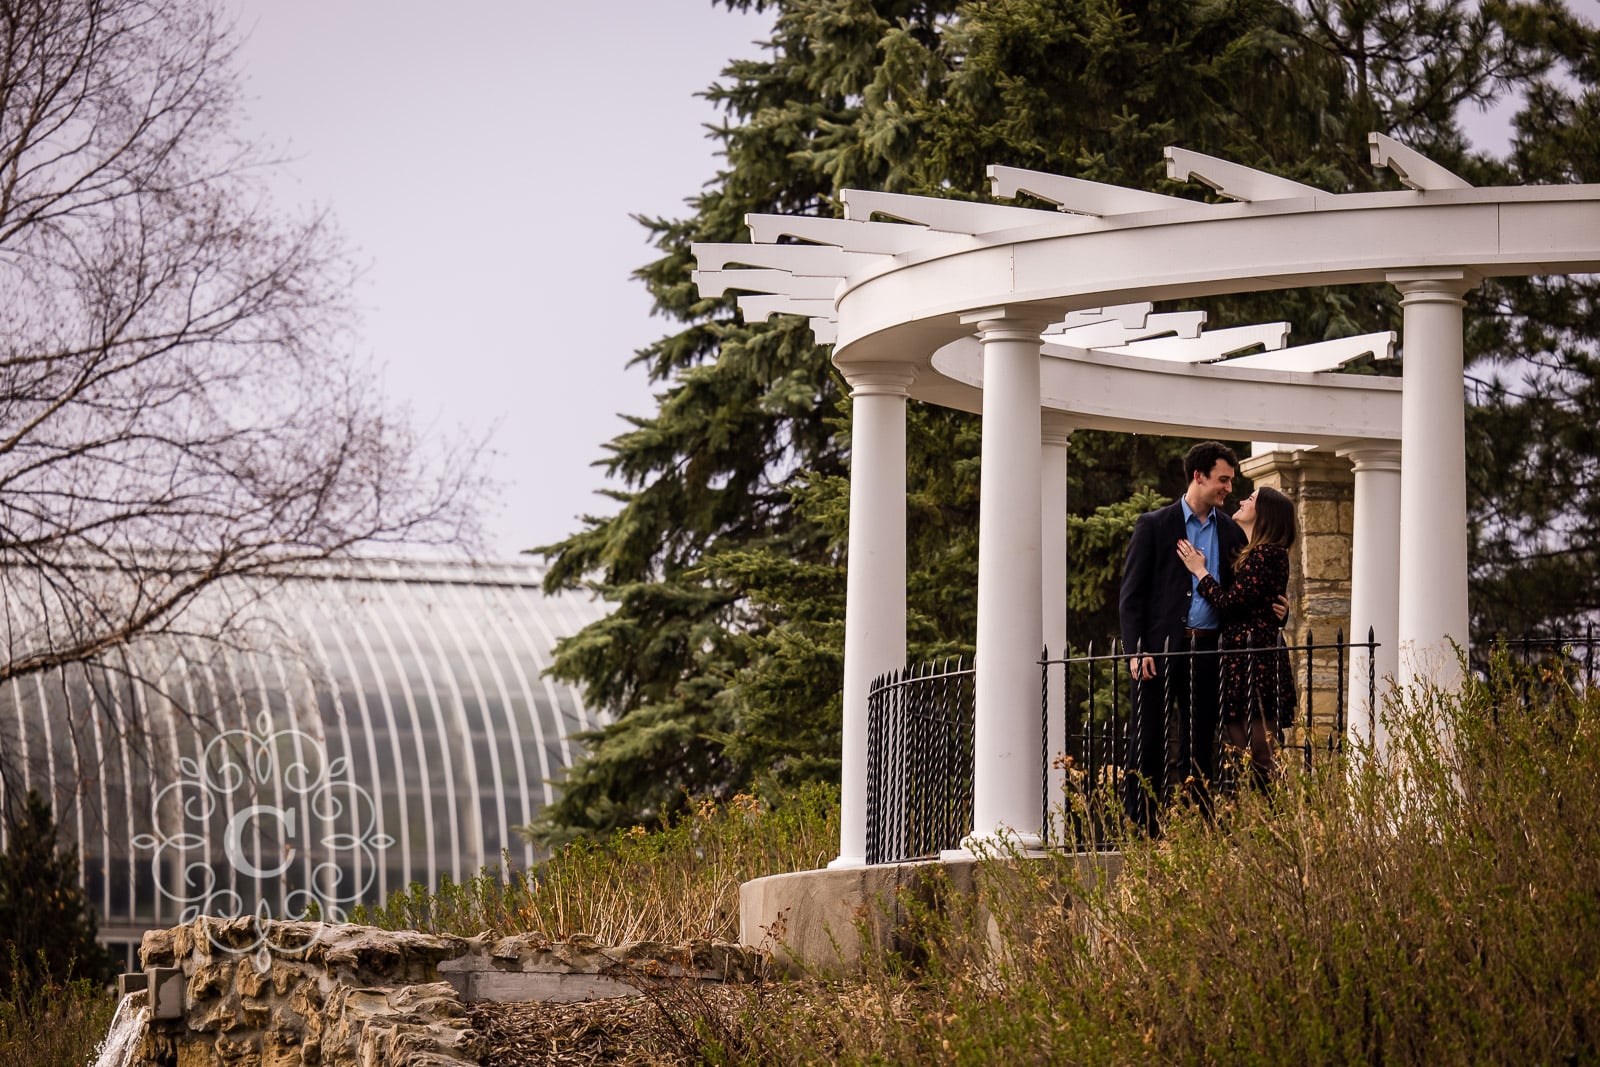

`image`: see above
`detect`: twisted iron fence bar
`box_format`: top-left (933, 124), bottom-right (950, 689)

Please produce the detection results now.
top-left (865, 657), bottom-right (974, 865)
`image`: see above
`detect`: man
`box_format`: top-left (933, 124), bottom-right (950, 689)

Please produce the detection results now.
top-left (1118, 441), bottom-right (1259, 832)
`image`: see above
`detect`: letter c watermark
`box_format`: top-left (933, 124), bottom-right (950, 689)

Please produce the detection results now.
top-left (223, 804), bottom-right (298, 879)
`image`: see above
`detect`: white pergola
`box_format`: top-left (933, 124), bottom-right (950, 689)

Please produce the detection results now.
top-left (693, 134), bottom-right (1600, 867)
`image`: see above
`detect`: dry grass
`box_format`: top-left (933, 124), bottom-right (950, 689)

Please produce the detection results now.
top-left (351, 782), bottom-right (838, 943)
top-left (0, 974), bottom-right (116, 1067)
top-left (631, 659), bottom-right (1600, 1064)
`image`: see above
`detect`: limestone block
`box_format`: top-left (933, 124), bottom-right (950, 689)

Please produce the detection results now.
top-left (176, 1042), bottom-right (224, 1067)
top-left (1300, 498), bottom-right (1345, 536)
top-left (214, 1033), bottom-right (259, 1062)
top-left (1300, 596), bottom-right (1351, 624)
top-left (385, 982), bottom-right (470, 1021)
top-left (315, 926), bottom-right (469, 984)
top-left (239, 994), bottom-right (273, 1030)
top-left (1301, 535), bottom-right (1351, 581)
top-left (187, 995), bottom-right (242, 1034)
top-left (290, 978), bottom-right (325, 1017)
top-left (187, 960), bottom-right (233, 1002)
top-left (260, 1030), bottom-right (303, 1067)
top-left (141, 927), bottom-right (179, 968)
top-left (235, 958), bottom-right (269, 999)
top-left (270, 958), bottom-right (306, 997)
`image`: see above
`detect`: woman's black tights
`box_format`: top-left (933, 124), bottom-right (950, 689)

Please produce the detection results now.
top-left (1224, 714), bottom-right (1276, 793)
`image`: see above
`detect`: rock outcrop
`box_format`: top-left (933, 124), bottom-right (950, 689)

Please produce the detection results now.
top-left (128, 918), bottom-right (765, 1067)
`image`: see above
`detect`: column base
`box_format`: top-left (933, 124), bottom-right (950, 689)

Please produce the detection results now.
top-left (827, 853), bottom-right (866, 870)
top-left (949, 828), bottom-right (1046, 860)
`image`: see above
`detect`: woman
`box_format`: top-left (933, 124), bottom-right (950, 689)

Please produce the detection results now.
top-left (1174, 486), bottom-right (1298, 787)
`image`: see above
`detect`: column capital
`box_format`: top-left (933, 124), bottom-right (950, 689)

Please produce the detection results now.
top-left (1335, 443), bottom-right (1402, 473)
top-left (959, 306), bottom-right (1052, 341)
top-left (1386, 268), bottom-right (1478, 303)
top-left (1041, 411), bottom-right (1076, 448)
top-left (839, 362), bottom-right (917, 397)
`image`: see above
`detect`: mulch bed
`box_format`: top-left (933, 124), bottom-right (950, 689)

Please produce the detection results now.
top-left (468, 986), bottom-right (757, 1066)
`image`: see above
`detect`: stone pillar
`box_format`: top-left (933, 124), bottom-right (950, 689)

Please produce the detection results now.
top-left (963, 309), bottom-right (1048, 853)
top-left (832, 363), bottom-right (916, 869)
top-left (1238, 448), bottom-right (1354, 747)
top-left (1390, 269), bottom-right (1476, 692)
top-left (1337, 445), bottom-right (1402, 751)
top-left (1040, 414), bottom-right (1073, 827)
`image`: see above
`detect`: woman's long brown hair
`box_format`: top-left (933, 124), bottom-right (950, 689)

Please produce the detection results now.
top-left (1236, 486), bottom-right (1297, 566)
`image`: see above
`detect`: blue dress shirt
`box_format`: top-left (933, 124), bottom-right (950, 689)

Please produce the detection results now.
top-left (1181, 498), bottom-right (1222, 630)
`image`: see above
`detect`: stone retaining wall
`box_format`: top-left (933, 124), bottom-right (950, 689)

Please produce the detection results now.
top-left (129, 918), bottom-right (765, 1067)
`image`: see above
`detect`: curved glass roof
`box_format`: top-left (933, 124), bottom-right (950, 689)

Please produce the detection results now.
top-left (0, 557), bottom-right (606, 954)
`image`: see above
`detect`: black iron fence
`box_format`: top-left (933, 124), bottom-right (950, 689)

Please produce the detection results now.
top-left (1046, 629), bottom-right (1375, 850)
top-left (867, 631), bottom-right (1372, 865)
top-left (866, 628), bottom-right (1600, 864)
top-left (865, 658), bottom-right (974, 868)
top-left (1475, 625), bottom-right (1597, 688)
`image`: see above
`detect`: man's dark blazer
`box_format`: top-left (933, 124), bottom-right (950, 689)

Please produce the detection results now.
top-left (1119, 499), bottom-right (1247, 658)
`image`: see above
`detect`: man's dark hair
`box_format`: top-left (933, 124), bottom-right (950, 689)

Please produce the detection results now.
top-left (1183, 440), bottom-right (1239, 482)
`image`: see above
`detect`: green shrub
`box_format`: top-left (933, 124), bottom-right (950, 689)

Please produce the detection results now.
top-left (0, 968), bottom-right (117, 1067)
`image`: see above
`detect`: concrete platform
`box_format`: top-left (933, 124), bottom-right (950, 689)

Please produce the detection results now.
top-left (740, 851), bottom-right (1122, 976)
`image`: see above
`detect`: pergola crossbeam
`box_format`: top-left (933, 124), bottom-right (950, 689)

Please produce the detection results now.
top-left (1222, 331), bottom-right (1396, 371)
top-left (1096, 321), bottom-right (1291, 362)
top-left (1368, 133), bottom-right (1473, 192)
top-left (691, 270), bottom-right (840, 299)
top-left (744, 213), bottom-right (938, 254)
top-left (1044, 304), bottom-right (1156, 332)
top-left (1049, 311), bottom-right (1209, 349)
top-left (689, 243), bottom-right (879, 276)
top-left (738, 295), bottom-right (836, 321)
top-left (1164, 146), bottom-right (1323, 202)
top-left (987, 165), bottom-right (1200, 216)
top-left (840, 188), bottom-right (1060, 234)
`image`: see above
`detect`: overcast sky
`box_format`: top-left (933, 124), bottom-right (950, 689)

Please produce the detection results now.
top-left (222, 0), bottom-right (771, 558)
top-left (220, 1), bottom-right (1592, 560)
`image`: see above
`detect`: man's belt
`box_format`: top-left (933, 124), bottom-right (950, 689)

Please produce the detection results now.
top-left (1184, 627), bottom-right (1219, 640)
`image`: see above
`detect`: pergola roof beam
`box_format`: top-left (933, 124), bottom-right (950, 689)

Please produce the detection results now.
top-left (1050, 311), bottom-right (1209, 348)
top-left (738, 295), bottom-right (837, 322)
top-left (692, 270), bottom-right (841, 299)
top-left (1094, 322), bottom-right (1291, 362)
top-left (1164, 147), bottom-right (1323, 202)
top-left (1045, 304), bottom-right (1155, 332)
top-left (987, 165), bottom-right (1199, 216)
top-left (840, 188), bottom-right (1061, 234)
top-left (744, 213), bottom-right (937, 254)
top-left (926, 334), bottom-right (1401, 443)
top-left (1222, 331), bottom-right (1396, 371)
top-left (1368, 133), bottom-right (1473, 191)
top-left (690, 243), bottom-right (879, 275)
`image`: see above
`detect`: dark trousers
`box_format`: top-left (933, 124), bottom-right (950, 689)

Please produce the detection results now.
top-left (1122, 632), bottom-right (1222, 834)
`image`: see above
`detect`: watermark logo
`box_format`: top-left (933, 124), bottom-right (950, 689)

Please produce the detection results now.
top-left (133, 711), bottom-right (392, 971)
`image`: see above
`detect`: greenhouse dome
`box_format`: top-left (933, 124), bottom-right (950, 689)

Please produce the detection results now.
top-left (0, 557), bottom-right (606, 968)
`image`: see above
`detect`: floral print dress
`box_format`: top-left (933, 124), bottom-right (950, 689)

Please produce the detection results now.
top-left (1195, 543), bottom-right (1297, 726)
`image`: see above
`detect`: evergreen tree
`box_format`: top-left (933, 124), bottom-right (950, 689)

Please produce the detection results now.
top-left (1463, 4), bottom-right (1600, 637)
top-left (535, 0), bottom-right (1594, 837)
top-left (0, 792), bottom-right (116, 988)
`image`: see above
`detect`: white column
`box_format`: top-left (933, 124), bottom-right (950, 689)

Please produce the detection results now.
top-left (831, 363), bottom-right (915, 869)
top-left (1338, 444), bottom-right (1401, 751)
top-left (1040, 414), bottom-right (1073, 830)
top-left (1390, 270), bottom-right (1475, 694)
top-left (963, 309), bottom-right (1048, 853)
